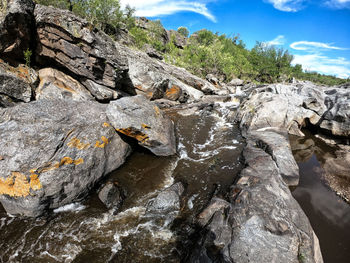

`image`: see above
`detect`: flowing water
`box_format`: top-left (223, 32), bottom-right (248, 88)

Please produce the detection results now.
top-left (290, 132), bottom-right (350, 263)
top-left (0, 99), bottom-right (245, 263)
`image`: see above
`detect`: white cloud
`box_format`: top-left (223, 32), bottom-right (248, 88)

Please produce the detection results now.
top-left (120, 0), bottom-right (217, 22)
top-left (292, 54), bottom-right (350, 78)
top-left (265, 35), bottom-right (286, 46)
top-left (290, 41), bottom-right (348, 51)
top-left (264, 0), bottom-right (306, 12)
top-left (324, 0), bottom-right (350, 9)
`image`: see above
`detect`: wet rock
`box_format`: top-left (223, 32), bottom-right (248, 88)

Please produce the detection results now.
top-left (0, 99), bottom-right (131, 217)
top-left (34, 4), bottom-right (129, 95)
top-left (0, 0), bottom-right (35, 62)
top-left (190, 141), bottom-right (323, 263)
top-left (147, 182), bottom-right (184, 213)
top-left (106, 95), bottom-right (176, 156)
top-left (98, 181), bottom-right (125, 210)
top-left (36, 68), bottom-right (94, 101)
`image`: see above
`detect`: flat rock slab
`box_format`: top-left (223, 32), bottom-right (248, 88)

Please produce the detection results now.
top-left (0, 99), bottom-right (131, 217)
top-left (107, 95), bottom-right (176, 156)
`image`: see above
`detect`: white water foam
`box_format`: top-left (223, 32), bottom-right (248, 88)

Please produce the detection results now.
top-left (53, 202), bottom-right (86, 214)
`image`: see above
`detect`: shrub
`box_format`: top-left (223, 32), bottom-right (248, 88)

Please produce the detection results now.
top-left (177, 26), bottom-right (189, 38)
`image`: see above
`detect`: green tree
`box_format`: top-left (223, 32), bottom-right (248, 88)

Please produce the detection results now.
top-left (177, 26), bottom-right (189, 38)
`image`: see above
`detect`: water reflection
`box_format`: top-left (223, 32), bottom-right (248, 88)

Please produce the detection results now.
top-left (290, 132), bottom-right (350, 262)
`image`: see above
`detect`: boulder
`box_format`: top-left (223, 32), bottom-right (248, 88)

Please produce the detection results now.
top-left (0, 73), bottom-right (32, 107)
top-left (167, 29), bottom-right (187, 49)
top-left (98, 181), bottom-right (125, 210)
top-left (0, 99), bottom-right (131, 217)
top-left (106, 95), bottom-right (176, 156)
top-left (190, 140), bottom-right (323, 263)
top-left (144, 44), bottom-right (163, 60)
top-left (34, 4), bottom-right (129, 97)
top-left (238, 83), bottom-right (350, 138)
top-left (0, 58), bottom-right (38, 107)
top-left (250, 129), bottom-right (299, 186)
top-left (36, 68), bottom-right (94, 101)
top-left (0, 0), bottom-right (35, 62)
top-left (146, 182), bottom-right (184, 213)
top-left (136, 17), bottom-right (169, 46)
top-left (119, 44), bottom-right (222, 101)
top-left (320, 87), bottom-right (350, 137)
top-left (228, 78), bottom-right (244, 86)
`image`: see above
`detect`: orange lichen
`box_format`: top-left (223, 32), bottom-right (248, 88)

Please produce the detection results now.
top-left (95, 136), bottom-right (109, 148)
top-left (154, 106), bottom-right (161, 116)
top-left (166, 85), bottom-right (181, 96)
top-left (37, 157), bottom-right (84, 174)
top-left (67, 137), bottom-right (90, 150)
top-left (0, 172), bottom-right (42, 198)
top-left (59, 157), bottom-right (84, 166)
top-left (103, 122), bottom-right (111, 128)
top-left (29, 174), bottom-right (42, 191)
top-left (116, 128), bottom-right (149, 143)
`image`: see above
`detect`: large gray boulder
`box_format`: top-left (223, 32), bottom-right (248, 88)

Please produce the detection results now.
top-left (190, 139), bottom-right (323, 263)
top-left (0, 99), bottom-right (131, 217)
top-left (106, 95), bottom-right (176, 156)
top-left (0, 0), bottom-right (35, 62)
top-left (34, 4), bottom-right (130, 100)
top-left (118, 44), bottom-right (222, 102)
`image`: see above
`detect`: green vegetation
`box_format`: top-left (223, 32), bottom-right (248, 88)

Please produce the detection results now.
top-left (23, 48), bottom-right (32, 67)
top-left (177, 26), bottom-right (189, 38)
top-left (34, 0), bottom-right (349, 86)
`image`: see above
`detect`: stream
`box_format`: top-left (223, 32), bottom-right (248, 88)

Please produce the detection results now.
top-left (1, 102), bottom-right (349, 263)
top-left (0, 100), bottom-right (244, 263)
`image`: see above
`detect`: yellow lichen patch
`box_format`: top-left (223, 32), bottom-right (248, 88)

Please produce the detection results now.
top-left (67, 137), bottom-right (90, 150)
top-left (116, 128), bottom-right (149, 143)
top-left (29, 174), bottom-right (42, 191)
top-left (0, 172), bottom-right (42, 198)
top-left (73, 158), bottom-right (84, 165)
top-left (95, 136), bottom-right (109, 148)
top-left (154, 106), bottom-right (161, 116)
top-left (141, 124), bottom-right (151, 130)
top-left (103, 122), bottom-right (111, 128)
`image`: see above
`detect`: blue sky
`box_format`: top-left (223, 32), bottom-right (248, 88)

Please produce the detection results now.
top-left (120, 0), bottom-right (350, 79)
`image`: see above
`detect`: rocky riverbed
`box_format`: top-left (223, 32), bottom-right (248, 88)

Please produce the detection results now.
top-left (1, 1), bottom-right (350, 262)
